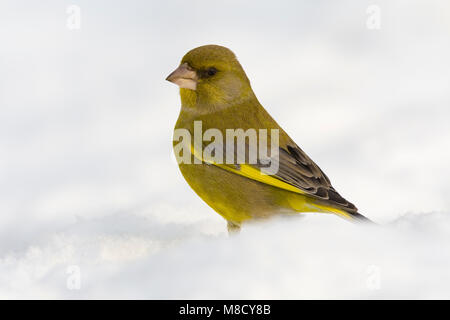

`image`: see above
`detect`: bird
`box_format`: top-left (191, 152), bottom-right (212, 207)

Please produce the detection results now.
top-left (166, 44), bottom-right (371, 233)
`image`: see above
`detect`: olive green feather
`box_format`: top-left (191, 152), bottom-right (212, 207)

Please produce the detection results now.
top-left (168, 45), bottom-right (371, 232)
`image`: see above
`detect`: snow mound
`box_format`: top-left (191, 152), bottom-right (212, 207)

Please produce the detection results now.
top-left (1, 211), bottom-right (450, 299)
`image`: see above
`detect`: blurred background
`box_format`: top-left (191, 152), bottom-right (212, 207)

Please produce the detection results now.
top-left (0, 0), bottom-right (449, 299)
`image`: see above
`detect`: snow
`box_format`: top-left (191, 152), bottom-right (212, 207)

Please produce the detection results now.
top-left (1, 0), bottom-right (450, 298)
top-left (2, 211), bottom-right (450, 299)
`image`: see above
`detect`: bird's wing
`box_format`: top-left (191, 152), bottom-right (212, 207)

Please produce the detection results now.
top-left (193, 138), bottom-right (358, 216)
top-left (268, 143), bottom-right (358, 212)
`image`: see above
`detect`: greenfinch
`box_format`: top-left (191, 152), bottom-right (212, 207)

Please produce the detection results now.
top-left (166, 45), bottom-right (371, 233)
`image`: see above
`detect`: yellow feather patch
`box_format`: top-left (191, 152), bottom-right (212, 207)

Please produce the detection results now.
top-left (190, 145), bottom-right (307, 195)
top-left (189, 145), bottom-right (354, 220)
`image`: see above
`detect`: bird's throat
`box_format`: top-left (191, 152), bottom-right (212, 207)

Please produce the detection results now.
top-left (180, 88), bottom-right (197, 109)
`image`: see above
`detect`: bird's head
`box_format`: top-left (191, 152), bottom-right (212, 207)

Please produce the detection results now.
top-left (166, 45), bottom-right (254, 109)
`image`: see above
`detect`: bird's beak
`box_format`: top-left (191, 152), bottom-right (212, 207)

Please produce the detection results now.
top-left (166, 63), bottom-right (198, 90)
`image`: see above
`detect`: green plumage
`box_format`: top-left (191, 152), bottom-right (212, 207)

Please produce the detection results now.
top-left (168, 45), bottom-right (370, 232)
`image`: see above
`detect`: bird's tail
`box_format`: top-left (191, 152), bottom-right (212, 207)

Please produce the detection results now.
top-left (288, 195), bottom-right (375, 224)
top-left (309, 202), bottom-right (375, 224)
top-left (349, 212), bottom-right (375, 224)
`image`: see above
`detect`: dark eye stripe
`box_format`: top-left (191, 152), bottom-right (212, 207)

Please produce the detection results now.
top-left (207, 67), bottom-right (217, 76)
top-left (199, 67), bottom-right (218, 78)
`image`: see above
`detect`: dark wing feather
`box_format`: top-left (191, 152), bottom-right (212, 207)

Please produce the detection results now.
top-left (269, 144), bottom-right (357, 212)
top-left (203, 134), bottom-right (358, 213)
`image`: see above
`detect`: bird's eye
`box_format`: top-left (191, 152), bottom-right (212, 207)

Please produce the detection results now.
top-left (207, 67), bottom-right (217, 76)
top-left (198, 67), bottom-right (218, 79)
